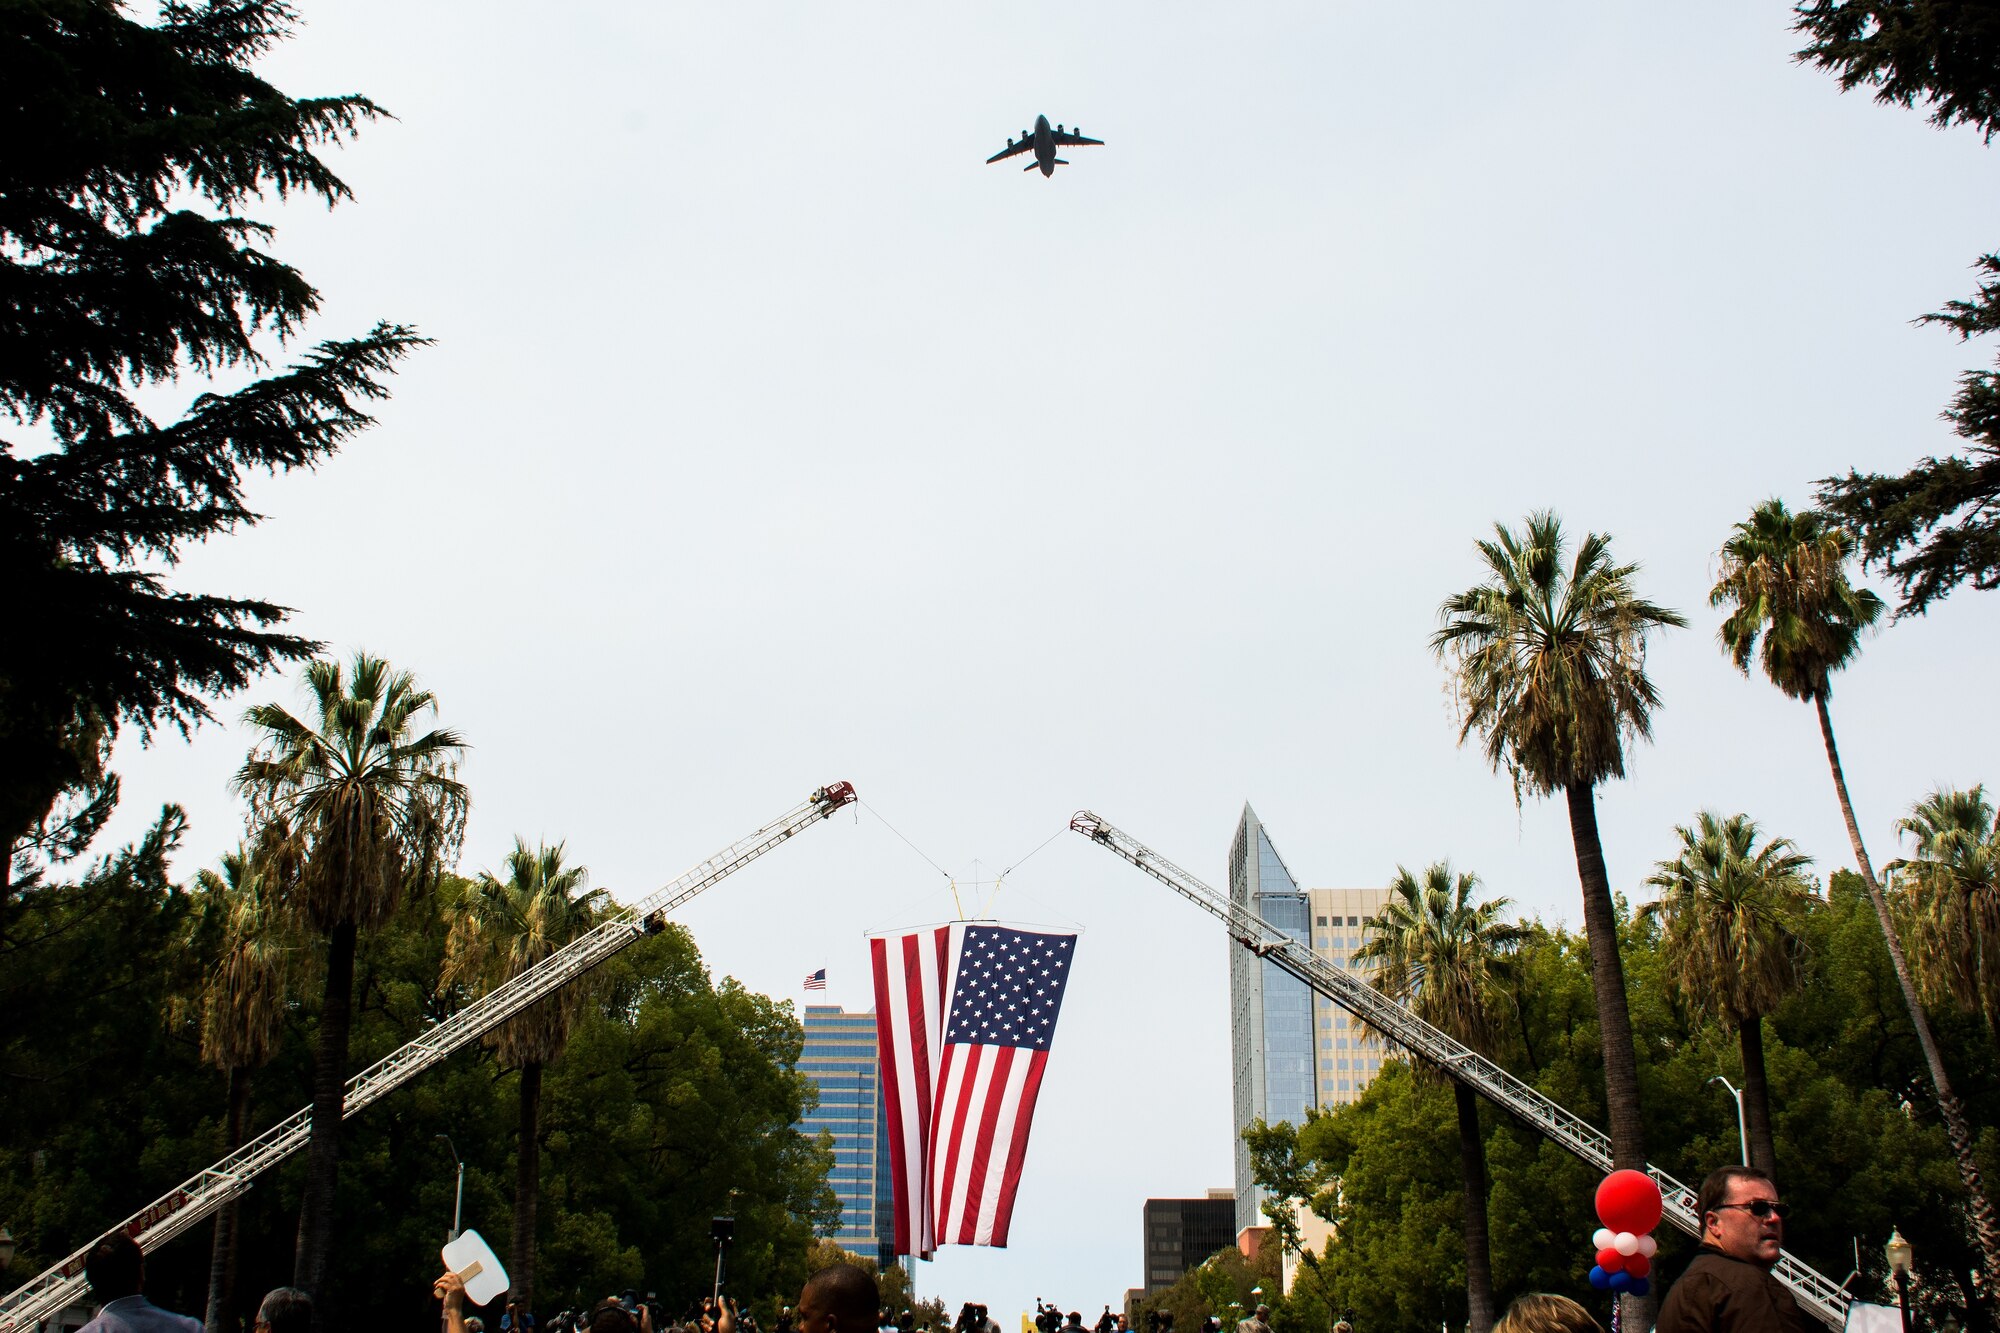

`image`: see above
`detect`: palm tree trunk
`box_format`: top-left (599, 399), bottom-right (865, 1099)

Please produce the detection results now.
top-left (1815, 693), bottom-right (2000, 1290)
top-left (294, 918), bottom-right (357, 1302)
top-left (1453, 1080), bottom-right (1497, 1333)
top-left (1564, 782), bottom-right (1652, 1332)
top-left (206, 1065), bottom-right (254, 1332)
top-left (511, 1061), bottom-right (542, 1310)
top-left (1736, 1018), bottom-right (1777, 1177)
top-left (1562, 783), bottom-right (1647, 1167)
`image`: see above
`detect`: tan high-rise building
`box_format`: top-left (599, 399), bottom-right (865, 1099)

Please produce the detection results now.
top-left (1304, 887), bottom-right (1392, 1107)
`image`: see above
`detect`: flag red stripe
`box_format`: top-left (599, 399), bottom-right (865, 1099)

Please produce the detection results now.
top-left (936, 1044), bottom-right (983, 1235)
top-left (904, 933), bottom-right (935, 1158)
top-left (868, 937), bottom-right (911, 1256)
top-left (957, 1045), bottom-right (1016, 1245)
top-left (986, 1048), bottom-right (1049, 1246)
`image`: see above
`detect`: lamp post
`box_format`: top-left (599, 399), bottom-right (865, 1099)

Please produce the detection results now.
top-left (1885, 1228), bottom-right (1913, 1333)
top-left (1706, 1076), bottom-right (1749, 1167)
top-left (436, 1134), bottom-right (464, 1241)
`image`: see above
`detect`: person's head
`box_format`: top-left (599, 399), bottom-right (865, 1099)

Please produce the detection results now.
top-left (256, 1288), bottom-right (314, 1333)
top-left (84, 1233), bottom-right (144, 1301)
top-left (1697, 1165), bottom-right (1784, 1266)
top-left (468, 1319), bottom-right (486, 1333)
top-left (1255, 1309), bottom-right (1270, 1321)
top-left (1068, 1317), bottom-right (1083, 1327)
top-left (593, 1302), bottom-right (639, 1333)
top-left (1492, 1295), bottom-right (1603, 1333)
top-left (799, 1263), bottom-right (881, 1333)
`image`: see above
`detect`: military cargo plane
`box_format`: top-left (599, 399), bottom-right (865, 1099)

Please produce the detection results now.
top-left (986, 114), bottom-right (1103, 177)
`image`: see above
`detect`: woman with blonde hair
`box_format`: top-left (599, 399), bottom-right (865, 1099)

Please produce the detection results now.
top-left (1492, 1295), bottom-right (1603, 1333)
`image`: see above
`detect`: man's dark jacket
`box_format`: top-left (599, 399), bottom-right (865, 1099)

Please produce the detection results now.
top-left (1657, 1245), bottom-right (1812, 1333)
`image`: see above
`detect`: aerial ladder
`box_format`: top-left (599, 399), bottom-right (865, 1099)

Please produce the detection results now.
top-left (1069, 809), bottom-right (1852, 1331)
top-left (0, 781), bottom-right (858, 1333)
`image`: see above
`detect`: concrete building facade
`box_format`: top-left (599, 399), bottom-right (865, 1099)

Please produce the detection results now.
top-left (796, 1005), bottom-right (896, 1265)
top-left (1228, 805), bottom-right (1390, 1232)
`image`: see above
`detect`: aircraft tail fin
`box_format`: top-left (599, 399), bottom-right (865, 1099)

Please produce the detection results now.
top-left (1023, 161), bottom-right (1037, 171)
top-left (1053, 158), bottom-right (1069, 165)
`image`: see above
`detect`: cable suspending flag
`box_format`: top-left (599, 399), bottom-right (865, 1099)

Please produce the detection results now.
top-left (869, 922), bottom-right (1077, 1257)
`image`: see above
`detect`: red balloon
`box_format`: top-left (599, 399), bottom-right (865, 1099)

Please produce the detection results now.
top-left (1627, 1255), bottom-right (1652, 1279)
top-left (1596, 1247), bottom-right (1627, 1274)
top-left (1596, 1170), bottom-right (1664, 1234)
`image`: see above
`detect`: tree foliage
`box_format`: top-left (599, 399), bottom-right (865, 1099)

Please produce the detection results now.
top-left (0, 829), bottom-right (841, 1326)
top-left (0, 0), bottom-right (425, 884)
top-left (1793, 5), bottom-right (2000, 613)
top-left (1248, 884), bottom-right (2000, 1333)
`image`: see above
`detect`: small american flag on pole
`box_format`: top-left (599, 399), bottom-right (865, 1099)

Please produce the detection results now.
top-left (803, 968), bottom-right (826, 991)
top-left (869, 922), bottom-right (1076, 1257)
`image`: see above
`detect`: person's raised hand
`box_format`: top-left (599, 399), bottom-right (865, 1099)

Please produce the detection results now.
top-left (435, 1273), bottom-right (467, 1312)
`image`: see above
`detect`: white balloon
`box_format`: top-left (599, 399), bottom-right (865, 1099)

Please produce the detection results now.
top-left (1637, 1235), bottom-right (1659, 1258)
top-left (1593, 1228), bottom-right (1615, 1251)
top-left (1614, 1232), bottom-right (1641, 1256)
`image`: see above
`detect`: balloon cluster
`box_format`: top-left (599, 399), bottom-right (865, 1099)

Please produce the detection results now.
top-left (1588, 1169), bottom-right (1664, 1297)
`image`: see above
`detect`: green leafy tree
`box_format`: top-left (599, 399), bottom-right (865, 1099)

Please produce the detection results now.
top-left (445, 840), bottom-right (608, 1309)
top-left (1639, 813), bottom-right (1813, 1176)
top-left (1431, 512), bottom-right (1686, 1202)
top-left (235, 655), bottom-right (468, 1298)
top-left (1888, 786), bottom-right (2000, 1035)
top-left (0, 0), bottom-right (425, 920)
top-left (1709, 499), bottom-right (2000, 1277)
top-left (1354, 863), bottom-right (1527, 1333)
top-left (1795, 3), bottom-right (2000, 614)
top-left (183, 841), bottom-right (306, 1330)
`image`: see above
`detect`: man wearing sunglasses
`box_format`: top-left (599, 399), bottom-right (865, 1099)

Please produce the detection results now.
top-left (1658, 1166), bottom-right (1809, 1333)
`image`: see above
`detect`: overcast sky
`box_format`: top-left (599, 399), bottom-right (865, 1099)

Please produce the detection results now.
top-left (94, 0), bottom-right (2000, 1319)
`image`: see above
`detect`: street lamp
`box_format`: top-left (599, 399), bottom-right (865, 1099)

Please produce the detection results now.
top-left (1706, 1076), bottom-right (1749, 1167)
top-left (436, 1134), bottom-right (464, 1241)
top-left (1885, 1228), bottom-right (1913, 1333)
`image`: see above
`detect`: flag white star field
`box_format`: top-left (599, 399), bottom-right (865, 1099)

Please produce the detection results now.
top-left (868, 922), bottom-right (1077, 1257)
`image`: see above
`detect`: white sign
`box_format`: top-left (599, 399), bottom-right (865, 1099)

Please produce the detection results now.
top-left (442, 1229), bottom-right (511, 1307)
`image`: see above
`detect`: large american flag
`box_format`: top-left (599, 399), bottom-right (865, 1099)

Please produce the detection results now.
top-left (868, 923), bottom-right (1077, 1256)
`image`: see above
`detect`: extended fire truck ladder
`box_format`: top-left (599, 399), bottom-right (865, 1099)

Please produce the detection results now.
top-left (0, 781), bottom-right (858, 1333)
top-left (1069, 810), bottom-right (1851, 1331)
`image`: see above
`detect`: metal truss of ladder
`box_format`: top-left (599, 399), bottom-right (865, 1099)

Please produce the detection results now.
top-left (0, 782), bottom-right (858, 1333)
top-left (1069, 810), bottom-right (1851, 1331)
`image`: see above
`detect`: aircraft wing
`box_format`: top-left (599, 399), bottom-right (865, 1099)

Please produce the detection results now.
top-left (985, 140), bottom-right (1033, 164)
top-left (1052, 131), bottom-right (1103, 147)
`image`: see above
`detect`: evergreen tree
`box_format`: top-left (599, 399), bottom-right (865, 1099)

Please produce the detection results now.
top-left (0, 0), bottom-right (425, 919)
top-left (1796, 2), bottom-right (2000, 613)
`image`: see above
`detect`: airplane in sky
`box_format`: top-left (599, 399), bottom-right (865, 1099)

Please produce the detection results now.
top-left (986, 114), bottom-right (1103, 177)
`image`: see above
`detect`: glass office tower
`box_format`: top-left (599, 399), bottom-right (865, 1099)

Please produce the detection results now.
top-left (1228, 808), bottom-right (1392, 1232)
top-left (1228, 804), bottom-right (1316, 1233)
top-left (797, 1005), bottom-right (895, 1264)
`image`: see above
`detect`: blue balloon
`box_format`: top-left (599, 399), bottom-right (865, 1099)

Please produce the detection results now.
top-left (1608, 1271), bottom-right (1634, 1294)
top-left (1628, 1279), bottom-right (1650, 1298)
top-left (1588, 1267), bottom-right (1611, 1291)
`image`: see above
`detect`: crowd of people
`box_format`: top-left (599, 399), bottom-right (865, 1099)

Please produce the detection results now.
top-left (61, 1166), bottom-right (1808, 1333)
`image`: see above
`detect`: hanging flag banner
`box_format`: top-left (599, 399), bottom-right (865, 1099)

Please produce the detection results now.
top-left (869, 922), bottom-right (1077, 1257)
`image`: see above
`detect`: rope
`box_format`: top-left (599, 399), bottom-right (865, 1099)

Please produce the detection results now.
top-left (859, 798), bottom-right (953, 880)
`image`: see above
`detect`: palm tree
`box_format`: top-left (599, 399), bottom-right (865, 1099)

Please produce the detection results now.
top-left (186, 842), bottom-right (304, 1333)
top-left (444, 839), bottom-right (606, 1310)
top-left (1639, 812), bottom-right (1813, 1177)
top-left (1887, 786), bottom-right (2000, 1037)
top-left (235, 654), bottom-right (467, 1298)
top-left (1355, 863), bottom-right (1527, 1333)
top-left (1433, 512), bottom-right (1685, 1188)
top-left (1712, 499), bottom-right (2000, 1276)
